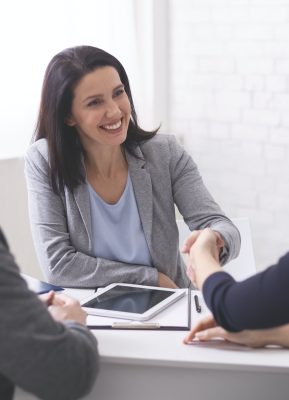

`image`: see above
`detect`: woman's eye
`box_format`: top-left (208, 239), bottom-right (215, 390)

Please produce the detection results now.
top-left (87, 99), bottom-right (102, 107)
top-left (114, 88), bottom-right (125, 97)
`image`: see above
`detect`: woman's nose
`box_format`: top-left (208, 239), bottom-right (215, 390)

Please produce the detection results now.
top-left (105, 100), bottom-right (121, 119)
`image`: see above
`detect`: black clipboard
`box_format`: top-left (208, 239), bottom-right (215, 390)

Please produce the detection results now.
top-left (87, 288), bottom-right (191, 331)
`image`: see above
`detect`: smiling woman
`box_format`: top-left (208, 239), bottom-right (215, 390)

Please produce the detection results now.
top-left (24, 45), bottom-right (241, 291)
top-left (66, 66), bottom-right (133, 205)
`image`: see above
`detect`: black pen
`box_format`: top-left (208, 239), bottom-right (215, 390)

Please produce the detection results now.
top-left (194, 294), bottom-right (201, 313)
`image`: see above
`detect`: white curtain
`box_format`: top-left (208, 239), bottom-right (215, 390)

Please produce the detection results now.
top-left (0, 0), bottom-right (162, 159)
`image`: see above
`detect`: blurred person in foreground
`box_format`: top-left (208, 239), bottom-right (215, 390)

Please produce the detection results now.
top-left (0, 227), bottom-right (99, 400)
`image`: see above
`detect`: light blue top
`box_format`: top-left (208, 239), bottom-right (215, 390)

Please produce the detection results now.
top-left (88, 173), bottom-right (153, 267)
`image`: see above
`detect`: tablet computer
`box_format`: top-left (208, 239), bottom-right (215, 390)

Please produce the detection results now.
top-left (81, 283), bottom-right (186, 321)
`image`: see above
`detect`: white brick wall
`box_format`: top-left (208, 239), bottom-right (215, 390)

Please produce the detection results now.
top-left (169, 0), bottom-right (289, 270)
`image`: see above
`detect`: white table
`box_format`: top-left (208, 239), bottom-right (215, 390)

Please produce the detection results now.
top-left (84, 330), bottom-right (289, 400)
top-left (76, 289), bottom-right (289, 400)
top-left (15, 289), bottom-right (289, 400)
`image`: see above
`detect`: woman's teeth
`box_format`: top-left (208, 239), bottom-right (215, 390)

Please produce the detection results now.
top-left (103, 120), bottom-right (121, 130)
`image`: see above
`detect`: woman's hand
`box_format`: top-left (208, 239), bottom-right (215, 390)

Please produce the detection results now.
top-left (184, 315), bottom-right (289, 349)
top-left (182, 228), bottom-right (224, 289)
top-left (182, 228), bottom-right (224, 260)
top-left (158, 272), bottom-right (178, 289)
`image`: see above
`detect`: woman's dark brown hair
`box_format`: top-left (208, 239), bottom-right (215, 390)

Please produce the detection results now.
top-left (34, 45), bottom-right (158, 194)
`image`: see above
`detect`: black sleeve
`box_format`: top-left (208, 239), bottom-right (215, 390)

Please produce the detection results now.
top-left (203, 252), bottom-right (289, 331)
top-left (0, 228), bottom-right (99, 400)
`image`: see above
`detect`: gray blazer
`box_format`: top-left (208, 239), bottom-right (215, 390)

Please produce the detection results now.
top-left (24, 134), bottom-right (240, 288)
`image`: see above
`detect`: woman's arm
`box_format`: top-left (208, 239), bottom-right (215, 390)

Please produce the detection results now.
top-left (168, 135), bottom-right (241, 265)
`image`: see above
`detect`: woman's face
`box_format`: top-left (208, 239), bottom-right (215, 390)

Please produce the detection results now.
top-left (67, 66), bottom-right (131, 150)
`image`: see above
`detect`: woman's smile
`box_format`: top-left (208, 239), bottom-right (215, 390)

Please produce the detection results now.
top-left (100, 118), bottom-right (123, 135)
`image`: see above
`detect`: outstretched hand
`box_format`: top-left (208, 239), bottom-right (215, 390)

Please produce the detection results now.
top-left (184, 315), bottom-right (289, 349)
top-left (182, 228), bottom-right (224, 260)
top-left (183, 314), bottom-right (217, 344)
top-left (181, 228), bottom-right (224, 289)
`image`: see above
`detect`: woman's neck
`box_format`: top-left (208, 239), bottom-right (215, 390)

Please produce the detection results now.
top-left (85, 145), bottom-right (127, 179)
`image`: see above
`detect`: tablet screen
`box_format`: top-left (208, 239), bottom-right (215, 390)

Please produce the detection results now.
top-left (84, 285), bottom-right (175, 314)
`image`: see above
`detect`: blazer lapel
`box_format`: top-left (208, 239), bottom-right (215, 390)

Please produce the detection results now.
top-left (73, 182), bottom-right (92, 250)
top-left (126, 146), bottom-right (154, 259)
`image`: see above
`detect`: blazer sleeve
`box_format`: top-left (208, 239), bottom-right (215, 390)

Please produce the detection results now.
top-left (0, 229), bottom-right (99, 400)
top-left (167, 135), bottom-right (240, 264)
top-left (24, 143), bottom-right (158, 288)
top-left (203, 252), bottom-right (289, 331)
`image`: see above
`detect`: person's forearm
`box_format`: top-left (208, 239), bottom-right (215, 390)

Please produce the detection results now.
top-left (262, 324), bottom-right (289, 348)
top-left (38, 248), bottom-right (158, 288)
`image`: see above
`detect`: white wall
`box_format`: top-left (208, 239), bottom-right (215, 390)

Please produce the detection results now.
top-left (169, 0), bottom-right (289, 270)
top-left (0, 0), bottom-right (157, 159)
top-left (0, 0), bottom-right (159, 279)
top-left (2, 0), bottom-right (289, 276)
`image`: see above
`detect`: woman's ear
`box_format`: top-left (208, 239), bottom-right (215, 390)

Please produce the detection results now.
top-left (65, 116), bottom-right (76, 126)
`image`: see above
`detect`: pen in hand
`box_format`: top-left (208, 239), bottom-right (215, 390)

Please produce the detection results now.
top-left (194, 294), bottom-right (202, 313)
top-left (39, 291), bottom-right (66, 307)
top-left (38, 290), bottom-right (55, 306)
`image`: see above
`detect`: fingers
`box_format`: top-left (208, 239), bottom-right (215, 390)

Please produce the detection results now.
top-left (181, 230), bottom-right (200, 254)
top-left (186, 264), bottom-right (196, 286)
top-left (182, 229), bottom-right (223, 254)
top-left (38, 290), bottom-right (55, 306)
top-left (213, 231), bottom-right (225, 248)
top-left (195, 328), bottom-right (260, 347)
top-left (213, 231), bottom-right (225, 260)
top-left (52, 293), bottom-right (77, 306)
top-left (48, 297), bottom-right (87, 325)
top-left (195, 326), bottom-right (227, 341)
top-left (183, 314), bottom-right (216, 344)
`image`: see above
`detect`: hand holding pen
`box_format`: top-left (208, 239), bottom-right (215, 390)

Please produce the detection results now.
top-left (38, 290), bottom-right (57, 306)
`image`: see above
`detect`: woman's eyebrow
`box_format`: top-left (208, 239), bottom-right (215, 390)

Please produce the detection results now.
top-left (82, 84), bottom-right (124, 103)
top-left (82, 93), bottom-right (103, 103)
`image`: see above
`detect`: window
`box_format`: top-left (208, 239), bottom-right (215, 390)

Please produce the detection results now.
top-left (0, 0), bottom-right (167, 158)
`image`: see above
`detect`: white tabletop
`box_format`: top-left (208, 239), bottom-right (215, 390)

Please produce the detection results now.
top-left (15, 288), bottom-right (289, 400)
top-left (92, 327), bottom-right (289, 373)
top-left (65, 287), bottom-right (289, 374)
